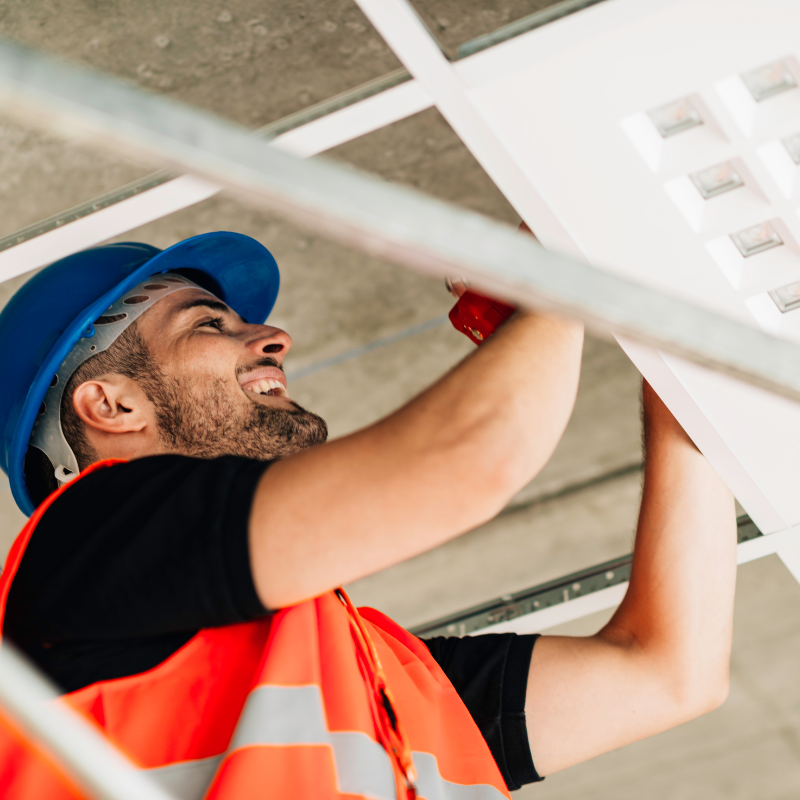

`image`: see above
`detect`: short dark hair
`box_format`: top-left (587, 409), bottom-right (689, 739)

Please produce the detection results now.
top-left (25, 320), bottom-right (153, 506)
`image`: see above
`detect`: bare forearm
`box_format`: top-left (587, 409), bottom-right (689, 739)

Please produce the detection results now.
top-left (525, 382), bottom-right (735, 776)
top-left (604, 383), bottom-right (736, 695)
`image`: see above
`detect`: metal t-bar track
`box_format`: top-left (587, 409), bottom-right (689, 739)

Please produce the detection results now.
top-left (1, 39), bottom-right (800, 402)
top-left (412, 516), bottom-right (763, 637)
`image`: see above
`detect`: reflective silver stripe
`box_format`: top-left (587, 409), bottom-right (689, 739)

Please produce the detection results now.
top-left (413, 752), bottom-right (507, 800)
top-left (231, 684), bottom-right (397, 800)
top-left (145, 755), bottom-right (222, 800)
top-left (143, 684), bottom-right (507, 800)
top-left (229, 683), bottom-right (329, 746)
top-left (331, 731), bottom-right (398, 800)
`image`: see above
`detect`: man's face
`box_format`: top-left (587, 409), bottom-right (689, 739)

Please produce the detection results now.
top-left (133, 286), bottom-right (327, 460)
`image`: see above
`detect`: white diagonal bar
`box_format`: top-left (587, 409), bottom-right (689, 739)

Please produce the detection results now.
top-left (272, 78), bottom-right (431, 159)
top-left (2, 39), bottom-right (800, 403)
top-left (354, 0), bottom-right (583, 259)
top-left (0, 79), bottom-right (431, 286)
top-left (0, 175), bottom-right (219, 286)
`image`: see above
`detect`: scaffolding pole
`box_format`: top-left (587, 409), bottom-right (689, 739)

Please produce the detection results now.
top-left (1, 37), bottom-right (800, 402)
top-left (0, 641), bottom-right (176, 800)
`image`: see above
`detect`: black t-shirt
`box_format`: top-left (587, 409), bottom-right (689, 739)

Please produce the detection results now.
top-left (4, 455), bottom-right (542, 790)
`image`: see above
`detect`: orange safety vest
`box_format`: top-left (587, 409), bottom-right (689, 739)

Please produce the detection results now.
top-left (0, 461), bottom-right (513, 800)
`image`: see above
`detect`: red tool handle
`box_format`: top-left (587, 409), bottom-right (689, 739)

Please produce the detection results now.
top-left (448, 289), bottom-right (516, 345)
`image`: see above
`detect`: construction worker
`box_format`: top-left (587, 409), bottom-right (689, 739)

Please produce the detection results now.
top-left (0, 230), bottom-right (735, 799)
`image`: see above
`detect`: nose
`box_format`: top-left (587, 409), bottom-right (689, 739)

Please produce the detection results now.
top-left (245, 324), bottom-right (293, 363)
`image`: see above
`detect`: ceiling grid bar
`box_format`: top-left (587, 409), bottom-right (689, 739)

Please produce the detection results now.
top-left (0, 2), bottom-right (619, 280)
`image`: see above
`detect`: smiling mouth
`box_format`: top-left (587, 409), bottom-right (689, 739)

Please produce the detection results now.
top-left (244, 378), bottom-right (288, 398)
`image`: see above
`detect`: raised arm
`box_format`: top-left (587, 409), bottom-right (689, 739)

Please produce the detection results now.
top-left (525, 381), bottom-right (736, 775)
top-left (249, 304), bottom-right (584, 609)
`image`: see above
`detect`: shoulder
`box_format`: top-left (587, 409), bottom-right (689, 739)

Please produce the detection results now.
top-left (41, 454), bottom-right (272, 524)
top-left (7, 454), bottom-right (273, 615)
top-left (18, 454), bottom-right (272, 579)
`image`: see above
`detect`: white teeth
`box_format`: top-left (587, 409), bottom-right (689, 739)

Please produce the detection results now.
top-left (247, 377), bottom-right (287, 397)
top-left (272, 379), bottom-right (287, 396)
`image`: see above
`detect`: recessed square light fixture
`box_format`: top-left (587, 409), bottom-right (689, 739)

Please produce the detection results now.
top-left (647, 97), bottom-right (703, 138)
top-left (742, 59), bottom-right (797, 102)
top-left (690, 162), bottom-right (744, 199)
top-left (730, 222), bottom-right (783, 258)
top-left (782, 133), bottom-right (800, 165)
top-left (769, 280), bottom-right (800, 313)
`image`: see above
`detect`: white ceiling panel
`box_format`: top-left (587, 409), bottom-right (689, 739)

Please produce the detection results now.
top-left (455, 0), bottom-right (800, 530)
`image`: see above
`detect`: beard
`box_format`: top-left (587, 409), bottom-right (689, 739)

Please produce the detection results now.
top-left (146, 370), bottom-right (328, 461)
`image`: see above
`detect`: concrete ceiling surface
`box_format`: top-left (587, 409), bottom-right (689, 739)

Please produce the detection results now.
top-left (0, 0), bottom-right (402, 128)
top-left (0, 1), bottom-right (563, 125)
top-left (2, 1), bottom-right (798, 795)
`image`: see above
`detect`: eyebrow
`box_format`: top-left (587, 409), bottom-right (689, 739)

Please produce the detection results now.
top-left (175, 297), bottom-right (244, 323)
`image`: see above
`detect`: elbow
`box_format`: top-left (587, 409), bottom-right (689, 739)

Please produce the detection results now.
top-left (698, 668), bottom-right (730, 714)
top-left (606, 625), bottom-right (732, 726)
top-left (684, 675), bottom-right (729, 719)
top-left (462, 410), bottom-right (551, 499)
top-left (452, 428), bottom-right (531, 514)
top-left (424, 416), bottom-right (532, 520)
top-left (669, 659), bottom-right (730, 721)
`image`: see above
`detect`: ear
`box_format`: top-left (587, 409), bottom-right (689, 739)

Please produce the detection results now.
top-left (71, 376), bottom-right (149, 435)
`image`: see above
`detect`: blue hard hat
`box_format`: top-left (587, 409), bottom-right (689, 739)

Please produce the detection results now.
top-left (0, 231), bottom-right (280, 515)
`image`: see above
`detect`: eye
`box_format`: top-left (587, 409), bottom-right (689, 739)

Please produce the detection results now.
top-left (198, 316), bottom-right (225, 331)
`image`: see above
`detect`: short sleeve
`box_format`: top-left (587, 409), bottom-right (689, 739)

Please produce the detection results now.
top-left (421, 633), bottom-right (543, 790)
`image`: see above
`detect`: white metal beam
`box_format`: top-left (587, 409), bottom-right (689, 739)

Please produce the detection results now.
top-left (273, 79), bottom-right (431, 158)
top-left (484, 583), bottom-right (627, 634)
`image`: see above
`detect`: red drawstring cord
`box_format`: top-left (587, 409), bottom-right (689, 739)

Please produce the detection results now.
top-left (336, 589), bottom-right (418, 799)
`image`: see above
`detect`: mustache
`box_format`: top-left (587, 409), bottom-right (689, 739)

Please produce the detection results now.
top-left (235, 357), bottom-right (285, 378)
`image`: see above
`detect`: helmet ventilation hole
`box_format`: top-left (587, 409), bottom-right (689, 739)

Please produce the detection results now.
top-left (95, 313), bottom-right (128, 325)
top-left (123, 295), bottom-right (150, 305)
